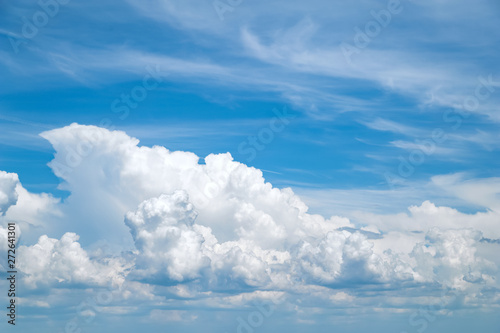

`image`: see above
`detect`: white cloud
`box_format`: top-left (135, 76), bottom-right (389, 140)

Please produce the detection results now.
top-left (390, 140), bottom-right (459, 156)
top-left (38, 123), bottom-right (354, 249)
top-left (361, 118), bottom-right (424, 137)
top-left (0, 169), bottom-right (60, 247)
top-left (353, 200), bottom-right (500, 240)
top-left (0, 171), bottom-right (19, 215)
top-left (411, 228), bottom-right (497, 289)
top-left (125, 191), bottom-right (211, 282)
top-left (5, 183), bottom-right (61, 229)
top-left (18, 232), bottom-right (129, 288)
top-left (432, 173), bottom-right (500, 213)
top-left (239, 14), bottom-right (500, 120)
top-left (4, 124), bottom-right (498, 316)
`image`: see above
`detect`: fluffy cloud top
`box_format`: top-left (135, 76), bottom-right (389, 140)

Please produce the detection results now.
top-left (38, 123), bottom-right (354, 249)
top-left (125, 191), bottom-right (210, 282)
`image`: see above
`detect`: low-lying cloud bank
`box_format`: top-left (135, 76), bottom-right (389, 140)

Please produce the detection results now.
top-left (1, 124), bottom-right (498, 316)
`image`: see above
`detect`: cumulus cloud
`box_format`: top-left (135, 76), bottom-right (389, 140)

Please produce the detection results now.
top-left (125, 191), bottom-right (210, 282)
top-left (411, 228), bottom-right (496, 289)
top-left (294, 230), bottom-right (414, 285)
top-left (125, 190), bottom-right (290, 288)
top-left (0, 171), bottom-right (19, 215)
top-left (18, 232), bottom-right (129, 288)
top-left (38, 123), bottom-right (354, 249)
top-left (122, 180), bottom-right (408, 290)
top-left (4, 183), bottom-right (61, 230)
top-left (354, 200), bottom-right (500, 239)
top-left (122, 182), bottom-right (493, 294)
top-left (6, 124), bottom-right (498, 316)
top-left (0, 169), bottom-right (61, 247)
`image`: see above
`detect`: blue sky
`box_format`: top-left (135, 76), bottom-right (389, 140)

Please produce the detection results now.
top-left (0, 0), bottom-right (499, 332)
